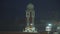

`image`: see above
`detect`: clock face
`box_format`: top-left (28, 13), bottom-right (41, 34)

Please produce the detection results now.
top-left (27, 13), bottom-right (30, 16)
top-left (26, 12), bottom-right (30, 17)
top-left (27, 13), bottom-right (29, 15)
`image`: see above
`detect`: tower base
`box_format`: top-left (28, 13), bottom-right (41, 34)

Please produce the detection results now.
top-left (23, 26), bottom-right (37, 33)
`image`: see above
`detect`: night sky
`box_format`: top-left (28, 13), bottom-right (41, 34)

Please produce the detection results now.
top-left (0, 0), bottom-right (60, 31)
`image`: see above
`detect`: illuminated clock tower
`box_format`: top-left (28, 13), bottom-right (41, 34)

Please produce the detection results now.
top-left (23, 3), bottom-right (37, 33)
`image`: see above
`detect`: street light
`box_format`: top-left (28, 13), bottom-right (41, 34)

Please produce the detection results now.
top-left (45, 23), bottom-right (52, 34)
top-left (48, 24), bottom-right (52, 26)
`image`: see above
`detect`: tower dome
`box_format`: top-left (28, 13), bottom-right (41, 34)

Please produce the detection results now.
top-left (27, 3), bottom-right (34, 9)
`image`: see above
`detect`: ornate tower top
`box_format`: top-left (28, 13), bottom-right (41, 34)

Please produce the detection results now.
top-left (27, 3), bottom-right (34, 10)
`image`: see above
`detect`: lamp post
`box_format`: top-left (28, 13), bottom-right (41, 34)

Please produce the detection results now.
top-left (48, 24), bottom-right (52, 26)
top-left (45, 24), bottom-right (52, 34)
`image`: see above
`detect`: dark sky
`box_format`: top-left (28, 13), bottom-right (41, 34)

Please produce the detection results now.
top-left (0, 0), bottom-right (60, 31)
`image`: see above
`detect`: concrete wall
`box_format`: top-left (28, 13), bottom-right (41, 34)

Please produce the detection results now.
top-left (0, 32), bottom-right (47, 34)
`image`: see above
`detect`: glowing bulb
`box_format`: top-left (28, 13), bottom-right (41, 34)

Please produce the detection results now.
top-left (48, 24), bottom-right (52, 26)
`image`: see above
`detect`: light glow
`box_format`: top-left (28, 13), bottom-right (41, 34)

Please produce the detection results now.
top-left (48, 24), bottom-right (52, 26)
top-left (30, 23), bottom-right (33, 25)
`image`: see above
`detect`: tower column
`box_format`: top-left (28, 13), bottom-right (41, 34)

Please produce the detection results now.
top-left (27, 17), bottom-right (29, 26)
top-left (26, 11), bottom-right (30, 26)
top-left (32, 11), bottom-right (35, 26)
